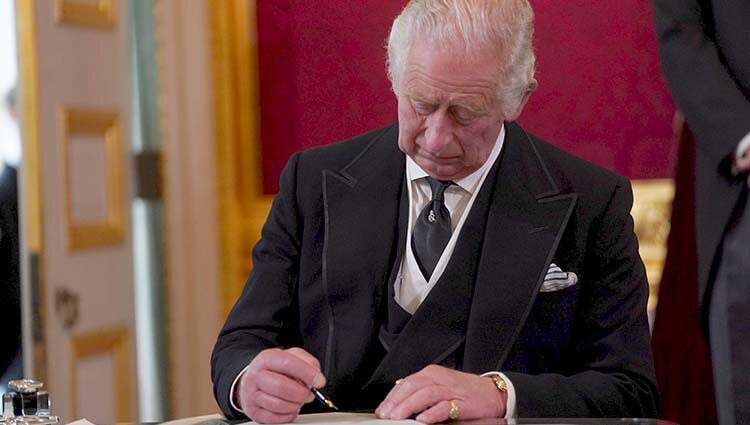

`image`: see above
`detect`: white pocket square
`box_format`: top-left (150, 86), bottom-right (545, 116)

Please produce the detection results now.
top-left (540, 263), bottom-right (578, 292)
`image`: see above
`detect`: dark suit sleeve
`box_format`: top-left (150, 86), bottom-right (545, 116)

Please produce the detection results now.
top-left (504, 177), bottom-right (659, 417)
top-left (653, 0), bottom-right (750, 162)
top-left (211, 153), bottom-right (304, 419)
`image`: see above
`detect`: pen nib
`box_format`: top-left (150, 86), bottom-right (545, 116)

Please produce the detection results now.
top-left (311, 386), bottom-right (338, 411)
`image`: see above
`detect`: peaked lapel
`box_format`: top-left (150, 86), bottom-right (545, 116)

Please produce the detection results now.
top-left (464, 122), bottom-right (578, 373)
top-left (321, 125), bottom-right (405, 379)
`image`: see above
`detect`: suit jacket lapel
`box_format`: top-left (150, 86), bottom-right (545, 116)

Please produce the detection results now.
top-left (323, 122), bottom-right (578, 383)
top-left (322, 125), bottom-right (405, 378)
top-left (464, 122), bottom-right (578, 373)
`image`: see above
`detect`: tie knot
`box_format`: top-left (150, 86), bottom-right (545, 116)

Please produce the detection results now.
top-left (426, 177), bottom-right (453, 202)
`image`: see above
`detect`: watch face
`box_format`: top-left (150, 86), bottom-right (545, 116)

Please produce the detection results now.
top-left (490, 375), bottom-right (508, 392)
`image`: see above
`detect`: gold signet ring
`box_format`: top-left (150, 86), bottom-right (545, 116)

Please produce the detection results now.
top-left (448, 400), bottom-right (460, 421)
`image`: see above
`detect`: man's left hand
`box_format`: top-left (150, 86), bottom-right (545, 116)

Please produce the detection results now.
top-left (374, 365), bottom-right (506, 423)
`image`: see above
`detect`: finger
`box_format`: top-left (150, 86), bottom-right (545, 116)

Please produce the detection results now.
top-left (415, 400), bottom-right (454, 424)
top-left (284, 347), bottom-right (322, 370)
top-left (382, 365), bottom-right (450, 412)
top-left (375, 378), bottom-right (421, 418)
top-left (256, 349), bottom-right (325, 388)
top-left (388, 384), bottom-right (451, 420)
top-left (246, 406), bottom-right (298, 425)
top-left (255, 369), bottom-right (316, 404)
top-left (376, 376), bottom-right (433, 418)
top-left (254, 390), bottom-right (306, 415)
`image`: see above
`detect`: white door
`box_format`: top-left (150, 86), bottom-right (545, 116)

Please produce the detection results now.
top-left (16, 0), bottom-right (136, 422)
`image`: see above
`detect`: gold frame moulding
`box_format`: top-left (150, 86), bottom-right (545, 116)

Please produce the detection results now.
top-left (61, 107), bottom-right (125, 251)
top-left (55, 0), bottom-right (117, 29)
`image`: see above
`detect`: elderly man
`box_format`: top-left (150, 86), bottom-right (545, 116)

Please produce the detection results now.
top-left (211, 0), bottom-right (659, 422)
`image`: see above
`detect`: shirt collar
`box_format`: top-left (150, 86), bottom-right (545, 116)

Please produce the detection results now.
top-left (406, 123), bottom-right (505, 194)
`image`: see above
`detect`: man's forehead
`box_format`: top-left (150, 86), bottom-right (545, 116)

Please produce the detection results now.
top-left (405, 40), bottom-right (501, 79)
top-left (401, 61), bottom-right (499, 105)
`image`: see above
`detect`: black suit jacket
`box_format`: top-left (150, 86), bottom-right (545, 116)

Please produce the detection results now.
top-left (654, 0), bottom-right (750, 305)
top-left (0, 165), bottom-right (20, 374)
top-left (211, 122), bottom-right (658, 418)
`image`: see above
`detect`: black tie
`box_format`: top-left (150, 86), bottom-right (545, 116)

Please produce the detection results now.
top-left (412, 177), bottom-right (453, 280)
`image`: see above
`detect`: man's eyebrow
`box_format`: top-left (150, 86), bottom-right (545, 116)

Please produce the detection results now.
top-left (407, 93), bottom-right (489, 113)
top-left (406, 92), bottom-right (437, 104)
top-left (451, 102), bottom-right (487, 114)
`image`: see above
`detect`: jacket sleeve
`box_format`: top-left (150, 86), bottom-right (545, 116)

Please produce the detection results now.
top-left (653, 0), bottom-right (750, 163)
top-left (504, 177), bottom-right (660, 417)
top-left (211, 153), bottom-right (304, 419)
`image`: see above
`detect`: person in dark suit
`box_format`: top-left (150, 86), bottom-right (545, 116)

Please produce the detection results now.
top-left (0, 85), bottom-right (21, 387)
top-left (212, 1), bottom-right (658, 422)
top-left (654, 0), bottom-right (750, 423)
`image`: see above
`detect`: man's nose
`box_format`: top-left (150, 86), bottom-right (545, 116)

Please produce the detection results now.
top-left (423, 110), bottom-right (454, 153)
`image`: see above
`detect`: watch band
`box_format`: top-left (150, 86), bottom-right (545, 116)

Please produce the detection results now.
top-left (487, 373), bottom-right (508, 393)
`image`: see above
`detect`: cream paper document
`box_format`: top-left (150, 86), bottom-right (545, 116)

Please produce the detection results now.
top-left (240, 412), bottom-right (418, 425)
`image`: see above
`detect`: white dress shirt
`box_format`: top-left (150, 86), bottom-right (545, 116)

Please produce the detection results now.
top-left (395, 126), bottom-right (505, 313)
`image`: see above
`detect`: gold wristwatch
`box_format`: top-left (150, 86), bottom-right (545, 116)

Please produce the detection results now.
top-left (487, 373), bottom-right (508, 393)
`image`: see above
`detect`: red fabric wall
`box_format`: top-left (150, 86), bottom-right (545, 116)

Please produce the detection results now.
top-left (256, 1), bottom-right (676, 194)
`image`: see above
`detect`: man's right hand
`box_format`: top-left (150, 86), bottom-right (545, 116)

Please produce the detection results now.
top-left (237, 347), bottom-right (326, 424)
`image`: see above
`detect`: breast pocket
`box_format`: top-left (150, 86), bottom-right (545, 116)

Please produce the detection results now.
top-left (531, 284), bottom-right (579, 337)
top-left (504, 284), bottom-right (580, 373)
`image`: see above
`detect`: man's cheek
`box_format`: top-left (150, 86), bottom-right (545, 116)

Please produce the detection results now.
top-left (399, 128), bottom-right (419, 149)
top-left (397, 133), bottom-right (416, 155)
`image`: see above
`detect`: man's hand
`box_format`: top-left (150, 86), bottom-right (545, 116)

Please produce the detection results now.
top-left (374, 365), bottom-right (506, 423)
top-left (237, 347), bottom-right (326, 424)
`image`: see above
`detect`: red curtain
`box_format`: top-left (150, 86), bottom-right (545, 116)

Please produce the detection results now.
top-left (651, 115), bottom-right (717, 425)
top-left (255, 1), bottom-right (675, 194)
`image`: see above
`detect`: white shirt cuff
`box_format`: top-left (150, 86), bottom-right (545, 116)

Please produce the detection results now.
top-left (481, 371), bottom-right (517, 419)
top-left (736, 131), bottom-right (750, 160)
top-left (229, 365), bottom-right (251, 413)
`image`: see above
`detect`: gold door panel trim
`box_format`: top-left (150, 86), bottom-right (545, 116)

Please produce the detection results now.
top-left (61, 107), bottom-right (125, 250)
top-left (631, 178), bottom-right (675, 311)
top-left (69, 327), bottom-right (132, 421)
top-left (55, 0), bottom-right (116, 29)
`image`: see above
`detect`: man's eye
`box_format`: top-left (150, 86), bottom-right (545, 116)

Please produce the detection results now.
top-left (413, 102), bottom-right (435, 114)
top-left (451, 108), bottom-right (478, 123)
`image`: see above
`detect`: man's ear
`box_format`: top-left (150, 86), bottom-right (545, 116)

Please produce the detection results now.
top-left (506, 78), bottom-right (537, 121)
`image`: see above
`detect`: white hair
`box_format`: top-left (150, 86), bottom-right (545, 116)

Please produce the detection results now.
top-left (386, 0), bottom-right (536, 118)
